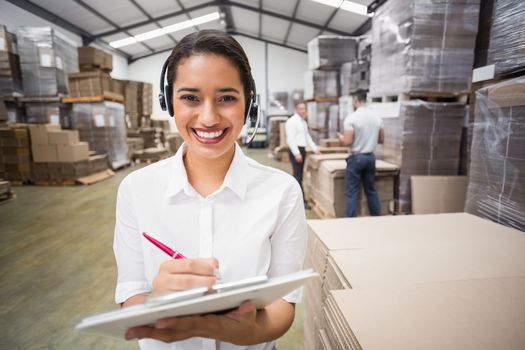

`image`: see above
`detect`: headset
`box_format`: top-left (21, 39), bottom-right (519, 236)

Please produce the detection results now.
top-left (158, 56), bottom-right (261, 144)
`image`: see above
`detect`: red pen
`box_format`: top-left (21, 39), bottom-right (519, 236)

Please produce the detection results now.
top-left (143, 232), bottom-right (186, 259)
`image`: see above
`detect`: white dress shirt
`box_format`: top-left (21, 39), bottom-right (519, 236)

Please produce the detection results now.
top-left (113, 143), bottom-right (307, 350)
top-left (285, 114), bottom-right (318, 156)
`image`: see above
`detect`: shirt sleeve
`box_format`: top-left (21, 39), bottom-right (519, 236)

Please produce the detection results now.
top-left (113, 175), bottom-right (151, 304)
top-left (285, 118), bottom-right (300, 156)
top-left (344, 115), bottom-right (355, 131)
top-left (268, 178), bottom-right (308, 303)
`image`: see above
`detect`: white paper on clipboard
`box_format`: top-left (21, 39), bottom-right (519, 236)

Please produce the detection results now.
top-left (75, 269), bottom-right (318, 339)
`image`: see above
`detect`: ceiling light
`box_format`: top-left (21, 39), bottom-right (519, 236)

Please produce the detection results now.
top-left (310, 0), bottom-right (371, 16)
top-left (110, 12), bottom-right (221, 49)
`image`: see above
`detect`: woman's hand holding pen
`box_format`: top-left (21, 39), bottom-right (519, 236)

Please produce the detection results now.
top-left (151, 258), bottom-right (219, 293)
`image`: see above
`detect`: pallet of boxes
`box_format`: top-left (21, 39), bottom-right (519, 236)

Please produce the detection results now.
top-left (464, 0), bottom-right (525, 232)
top-left (29, 124), bottom-right (111, 185)
top-left (366, 0), bottom-right (481, 215)
top-left (65, 46), bottom-right (130, 170)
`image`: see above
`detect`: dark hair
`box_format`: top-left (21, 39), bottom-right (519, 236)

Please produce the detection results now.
top-left (351, 89), bottom-right (367, 103)
top-left (166, 30), bottom-right (255, 102)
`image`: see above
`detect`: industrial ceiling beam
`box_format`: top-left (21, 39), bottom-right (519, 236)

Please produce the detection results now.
top-left (231, 31), bottom-right (307, 54)
top-left (227, 0), bottom-right (349, 36)
top-left (129, 0), bottom-right (178, 45)
top-left (283, 0), bottom-right (300, 46)
top-left (5, 0), bottom-right (132, 59)
top-left (73, 0), bottom-right (154, 53)
top-left (93, 1), bottom-right (216, 39)
top-left (175, 0), bottom-right (201, 32)
top-left (216, 0), bottom-right (236, 34)
top-left (318, 7), bottom-right (340, 36)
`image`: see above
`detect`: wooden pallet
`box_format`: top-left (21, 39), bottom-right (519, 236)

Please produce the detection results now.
top-left (370, 92), bottom-right (469, 104)
top-left (308, 196), bottom-right (335, 220)
top-left (62, 92), bottom-right (124, 103)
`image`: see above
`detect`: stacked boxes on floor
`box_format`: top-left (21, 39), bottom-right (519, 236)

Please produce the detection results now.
top-left (123, 80), bottom-right (153, 129)
top-left (70, 101), bottom-right (129, 170)
top-left (465, 77), bottom-right (525, 232)
top-left (0, 124), bottom-right (31, 182)
top-left (369, 0), bottom-right (480, 213)
top-left (68, 46), bottom-right (122, 100)
top-left (0, 26), bottom-right (23, 94)
top-left (17, 27), bottom-right (78, 96)
top-left (304, 214), bottom-right (525, 350)
top-left (382, 101), bottom-right (467, 213)
top-left (305, 36), bottom-right (357, 143)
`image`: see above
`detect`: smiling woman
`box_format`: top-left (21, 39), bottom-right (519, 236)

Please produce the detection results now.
top-left (113, 30), bottom-right (308, 350)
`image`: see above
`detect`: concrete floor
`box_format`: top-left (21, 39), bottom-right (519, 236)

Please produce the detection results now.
top-left (0, 147), bottom-right (317, 349)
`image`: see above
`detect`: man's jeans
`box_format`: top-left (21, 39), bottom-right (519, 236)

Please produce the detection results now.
top-left (345, 153), bottom-right (381, 217)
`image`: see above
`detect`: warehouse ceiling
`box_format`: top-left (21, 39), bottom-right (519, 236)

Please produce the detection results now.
top-left (8, 0), bottom-right (384, 63)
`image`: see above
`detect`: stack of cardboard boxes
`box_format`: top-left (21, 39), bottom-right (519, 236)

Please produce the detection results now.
top-left (68, 46), bottom-right (123, 100)
top-left (304, 213), bottom-right (525, 350)
top-left (29, 124), bottom-right (89, 163)
top-left (0, 124), bottom-right (31, 182)
top-left (305, 36), bottom-right (357, 143)
top-left (123, 80), bottom-right (153, 129)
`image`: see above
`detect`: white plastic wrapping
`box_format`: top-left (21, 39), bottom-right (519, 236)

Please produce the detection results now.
top-left (307, 35), bottom-right (357, 70)
top-left (464, 76), bottom-right (525, 232)
top-left (370, 0), bottom-right (480, 96)
top-left (487, 0), bottom-right (525, 75)
top-left (70, 101), bottom-right (129, 169)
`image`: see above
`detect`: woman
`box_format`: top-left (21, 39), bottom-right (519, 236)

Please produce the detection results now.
top-left (114, 30), bottom-right (307, 350)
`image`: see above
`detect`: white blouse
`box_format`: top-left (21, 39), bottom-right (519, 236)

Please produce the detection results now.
top-left (113, 143), bottom-right (307, 350)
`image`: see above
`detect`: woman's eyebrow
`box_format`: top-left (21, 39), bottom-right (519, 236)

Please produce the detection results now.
top-left (216, 87), bottom-right (240, 94)
top-left (176, 87), bottom-right (199, 93)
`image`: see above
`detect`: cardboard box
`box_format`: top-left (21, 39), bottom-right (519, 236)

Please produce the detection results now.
top-left (56, 142), bottom-right (89, 162)
top-left (47, 130), bottom-right (80, 145)
top-left (32, 144), bottom-right (58, 162)
top-left (411, 176), bottom-right (468, 214)
top-left (28, 124), bottom-right (61, 145)
top-left (78, 46), bottom-right (105, 69)
top-left (68, 71), bottom-right (120, 98)
top-left (102, 52), bottom-right (113, 71)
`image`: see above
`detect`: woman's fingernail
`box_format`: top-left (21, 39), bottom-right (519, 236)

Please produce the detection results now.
top-left (214, 268), bottom-right (221, 280)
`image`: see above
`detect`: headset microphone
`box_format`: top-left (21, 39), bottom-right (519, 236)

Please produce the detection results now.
top-left (159, 56), bottom-right (260, 145)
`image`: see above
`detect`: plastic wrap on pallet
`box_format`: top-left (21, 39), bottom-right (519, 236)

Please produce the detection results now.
top-left (70, 101), bottom-right (129, 169)
top-left (17, 27), bottom-right (78, 96)
top-left (307, 101), bottom-right (337, 142)
top-left (358, 35), bottom-right (372, 60)
top-left (25, 102), bottom-right (71, 128)
top-left (369, 0), bottom-right (480, 97)
top-left (328, 105), bottom-right (339, 138)
top-left (307, 36), bottom-right (357, 70)
top-left (304, 70), bottom-right (339, 100)
top-left (487, 0), bottom-right (525, 75)
top-left (340, 60), bottom-right (370, 95)
top-left (465, 77), bottom-right (525, 232)
top-left (382, 100), bottom-right (465, 212)
top-left (338, 96), bottom-right (354, 124)
top-left (0, 26), bottom-right (23, 94)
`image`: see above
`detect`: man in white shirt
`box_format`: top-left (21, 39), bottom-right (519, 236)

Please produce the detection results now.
top-left (338, 90), bottom-right (384, 217)
top-left (285, 102), bottom-right (321, 208)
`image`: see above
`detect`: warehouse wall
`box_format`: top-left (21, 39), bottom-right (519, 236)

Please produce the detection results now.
top-left (127, 35), bottom-right (308, 121)
top-left (0, 1), bottom-right (129, 79)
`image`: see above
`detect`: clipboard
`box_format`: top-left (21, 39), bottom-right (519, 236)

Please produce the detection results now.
top-left (75, 269), bottom-right (318, 339)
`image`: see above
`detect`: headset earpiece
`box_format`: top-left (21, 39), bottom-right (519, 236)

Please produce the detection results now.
top-left (165, 84), bottom-right (174, 117)
top-left (159, 57), bottom-right (174, 117)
